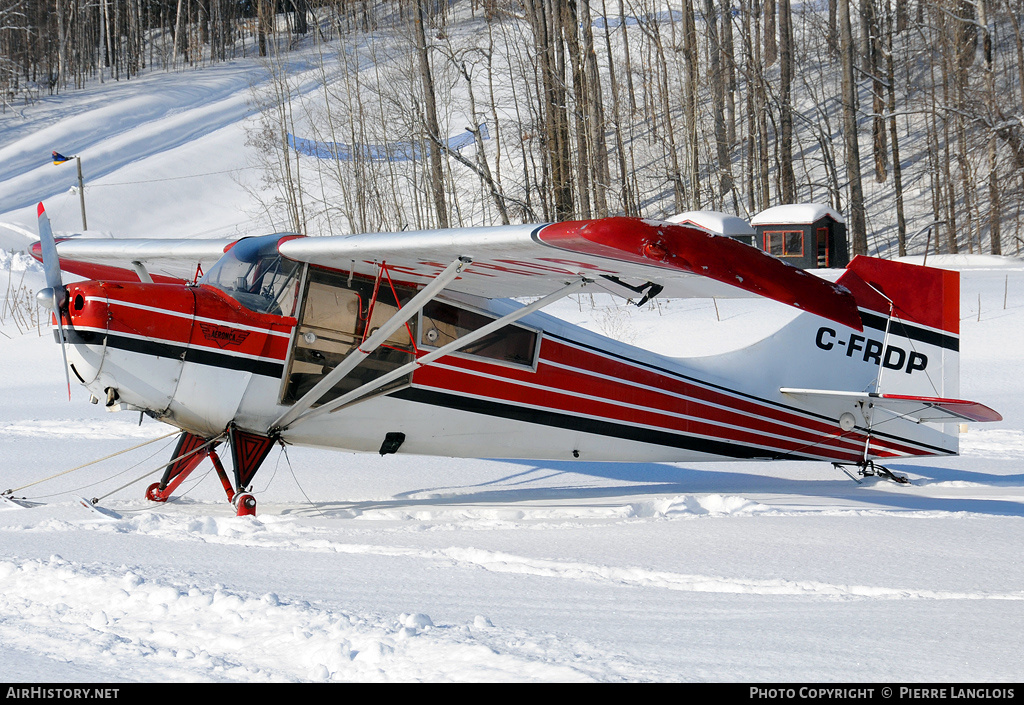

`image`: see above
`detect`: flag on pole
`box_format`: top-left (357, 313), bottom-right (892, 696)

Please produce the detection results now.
top-left (52, 151), bottom-right (71, 164)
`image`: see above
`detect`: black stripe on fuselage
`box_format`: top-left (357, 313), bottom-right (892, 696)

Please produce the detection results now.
top-left (391, 386), bottom-right (807, 461)
top-left (859, 311), bottom-right (959, 352)
top-left (62, 328), bottom-right (285, 378)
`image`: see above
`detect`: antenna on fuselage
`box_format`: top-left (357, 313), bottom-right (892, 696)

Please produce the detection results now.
top-left (34, 202), bottom-right (72, 400)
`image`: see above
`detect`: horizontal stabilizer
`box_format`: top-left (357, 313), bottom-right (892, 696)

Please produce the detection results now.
top-left (780, 388), bottom-right (1002, 424)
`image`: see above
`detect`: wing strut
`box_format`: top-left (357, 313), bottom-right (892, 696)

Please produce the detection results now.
top-left (275, 276), bottom-right (592, 433)
top-left (271, 256), bottom-right (472, 431)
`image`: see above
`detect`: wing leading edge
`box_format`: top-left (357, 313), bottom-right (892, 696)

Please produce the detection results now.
top-left (29, 216), bottom-right (861, 329)
top-left (30, 238), bottom-right (236, 284)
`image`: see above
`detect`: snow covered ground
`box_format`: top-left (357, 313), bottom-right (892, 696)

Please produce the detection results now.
top-left (1, 52), bottom-right (1023, 684)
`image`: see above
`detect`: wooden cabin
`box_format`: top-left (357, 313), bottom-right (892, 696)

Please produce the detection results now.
top-left (749, 204), bottom-right (849, 269)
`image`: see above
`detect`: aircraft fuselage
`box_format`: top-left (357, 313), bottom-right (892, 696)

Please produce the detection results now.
top-left (57, 262), bottom-right (955, 466)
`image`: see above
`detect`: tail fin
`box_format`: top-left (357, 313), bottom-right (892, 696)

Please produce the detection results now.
top-left (772, 256), bottom-right (999, 462)
top-left (689, 255), bottom-right (997, 462)
top-left (835, 255), bottom-right (959, 399)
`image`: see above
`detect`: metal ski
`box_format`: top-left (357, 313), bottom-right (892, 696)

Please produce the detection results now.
top-left (76, 496), bottom-right (123, 520)
top-left (1, 493), bottom-right (44, 509)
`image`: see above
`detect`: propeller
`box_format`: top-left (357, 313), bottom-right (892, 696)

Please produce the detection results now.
top-left (35, 202), bottom-right (72, 400)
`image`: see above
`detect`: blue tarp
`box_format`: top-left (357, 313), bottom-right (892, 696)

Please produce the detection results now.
top-left (288, 123), bottom-right (489, 162)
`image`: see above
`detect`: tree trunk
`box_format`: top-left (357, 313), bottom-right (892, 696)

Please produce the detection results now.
top-left (885, 0), bottom-right (906, 256)
top-left (414, 0), bottom-right (448, 228)
top-left (705, 0), bottom-right (734, 205)
top-left (721, 0), bottom-right (737, 149)
top-left (865, 0), bottom-right (887, 182)
top-left (979, 0), bottom-right (1001, 254)
top-left (778, 0), bottom-right (796, 202)
top-left (580, 0), bottom-right (609, 216)
top-left (600, 0), bottom-right (634, 215)
top-left (764, 0), bottom-right (777, 66)
top-left (840, 0), bottom-right (868, 254)
top-left (562, 1), bottom-right (591, 219)
top-left (682, 0), bottom-right (699, 206)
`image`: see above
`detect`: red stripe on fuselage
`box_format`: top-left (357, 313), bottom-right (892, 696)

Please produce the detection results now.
top-left (540, 338), bottom-right (943, 458)
top-left (410, 337), bottom-right (940, 461)
top-left (65, 281), bottom-right (294, 362)
top-left (414, 345), bottom-right (857, 462)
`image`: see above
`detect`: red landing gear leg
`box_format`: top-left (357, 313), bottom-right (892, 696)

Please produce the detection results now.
top-left (145, 427), bottom-right (277, 517)
top-left (208, 450), bottom-right (235, 504)
top-left (146, 432), bottom-right (220, 503)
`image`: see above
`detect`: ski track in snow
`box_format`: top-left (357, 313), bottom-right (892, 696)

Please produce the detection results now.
top-left (4, 510), bottom-right (1022, 604)
top-left (2, 503), bottom-right (1021, 682)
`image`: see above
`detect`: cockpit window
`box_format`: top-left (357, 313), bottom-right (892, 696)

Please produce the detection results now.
top-left (200, 234), bottom-right (302, 316)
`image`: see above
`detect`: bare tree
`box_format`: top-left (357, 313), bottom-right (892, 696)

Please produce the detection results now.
top-left (778, 0), bottom-right (796, 202)
top-left (413, 0), bottom-right (448, 228)
top-left (839, 0), bottom-right (867, 254)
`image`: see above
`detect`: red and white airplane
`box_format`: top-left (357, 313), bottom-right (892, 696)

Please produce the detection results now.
top-left (21, 203), bottom-right (1000, 515)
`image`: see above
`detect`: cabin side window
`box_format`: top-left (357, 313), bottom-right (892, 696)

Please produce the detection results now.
top-left (420, 300), bottom-right (538, 368)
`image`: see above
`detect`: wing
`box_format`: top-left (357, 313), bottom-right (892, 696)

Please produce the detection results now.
top-left (279, 217), bottom-right (862, 330)
top-left (30, 238), bottom-right (235, 284)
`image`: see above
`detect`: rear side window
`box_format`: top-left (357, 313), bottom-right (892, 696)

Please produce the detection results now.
top-left (420, 300), bottom-right (538, 367)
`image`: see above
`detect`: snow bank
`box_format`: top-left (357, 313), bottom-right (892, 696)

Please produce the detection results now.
top-left (0, 553), bottom-right (591, 682)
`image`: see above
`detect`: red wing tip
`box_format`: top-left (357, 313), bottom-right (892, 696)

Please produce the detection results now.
top-left (37, 202), bottom-right (45, 217)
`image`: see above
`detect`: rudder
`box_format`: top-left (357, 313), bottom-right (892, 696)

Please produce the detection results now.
top-left (835, 255), bottom-right (960, 400)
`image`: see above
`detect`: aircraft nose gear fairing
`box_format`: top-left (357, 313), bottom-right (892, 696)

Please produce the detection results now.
top-left (146, 426), bottom-right (278, 516)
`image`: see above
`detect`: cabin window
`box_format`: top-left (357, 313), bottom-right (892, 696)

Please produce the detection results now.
top-left (764, 230), bottom-right (804, 258)
top-left (420, 300), bottom-right (538, 367)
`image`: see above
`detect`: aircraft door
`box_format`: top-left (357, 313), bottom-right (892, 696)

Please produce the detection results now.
top-left (281, 266), bottom-right (416, 407)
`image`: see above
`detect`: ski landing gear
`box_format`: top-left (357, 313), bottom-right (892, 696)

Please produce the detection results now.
top-left (145, 426), bottom-right (278, 516)
top-left (833, 459), bottom-right (911, 485)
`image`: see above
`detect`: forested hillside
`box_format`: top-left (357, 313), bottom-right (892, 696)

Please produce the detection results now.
top-left (3, 0), bottom-right (1023, 258)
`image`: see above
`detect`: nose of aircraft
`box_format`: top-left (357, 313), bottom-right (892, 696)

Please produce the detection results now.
top-left (64, 282), bottom-right (110, 343)
top-left (53, 280), bottom-right (201, 422)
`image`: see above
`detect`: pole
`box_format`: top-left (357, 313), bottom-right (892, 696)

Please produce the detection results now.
top-left (75, 156), bottom-right (87, 230)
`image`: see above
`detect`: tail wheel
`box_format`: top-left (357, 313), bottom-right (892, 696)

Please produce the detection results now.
top-left (233, 493), bottom-right (257, 517)
top-left (145, 482), bottom-right (168, 503)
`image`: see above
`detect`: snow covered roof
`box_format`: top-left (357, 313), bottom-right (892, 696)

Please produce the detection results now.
top-left (750, 203), bottom-right (845, 226)
top-left (663, 211), bottom-right (755, 237)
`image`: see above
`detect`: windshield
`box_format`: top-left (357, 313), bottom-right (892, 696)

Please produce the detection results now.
top-left (200, 234), bottom-right (302, 316)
